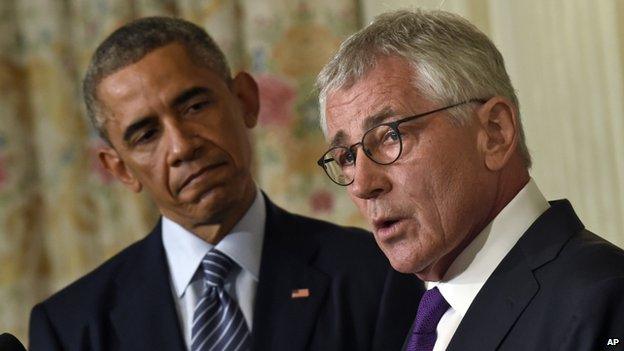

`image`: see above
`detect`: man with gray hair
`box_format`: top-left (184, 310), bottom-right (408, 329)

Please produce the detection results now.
top-left (29, 16), bottom-right (422, 351)
top-left (317, 9), bottom-right (624, 351)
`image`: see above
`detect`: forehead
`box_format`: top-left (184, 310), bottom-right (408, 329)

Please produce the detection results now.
top-left (324, 56), bottom-right (428, 143)
top-left (96, 43), bottom-right (227, 135)
top-left (97, 43), bottom-right (224, 104)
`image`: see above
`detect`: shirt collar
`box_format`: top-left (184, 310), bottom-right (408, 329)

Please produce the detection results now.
top-left (162, 187), bottom-right (266, 298)
top-left (427, 179), bottom-right (550, 316)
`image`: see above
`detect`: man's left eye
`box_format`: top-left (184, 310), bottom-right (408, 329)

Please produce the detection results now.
top-left (135, 129), bottom-right (158, 144)
top-left (186, 101), bottom-right (211, 114)
top-left (382, 129), bottom-right (400, 143)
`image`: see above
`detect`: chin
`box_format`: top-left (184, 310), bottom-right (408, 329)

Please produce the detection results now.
top-left (385, 253), bottom-right (420, 274)
top-left (378, 241), bottom-right (418, 271)
top-left (199, 195), bottom-right (232, 218)
top-left (388, 261), bottom-right (415, 274)
top-left (197, 182), bottom-right (233, 204)
top-left (386, 249), bottom-right (437, 278)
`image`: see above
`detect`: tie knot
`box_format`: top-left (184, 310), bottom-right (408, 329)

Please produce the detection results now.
top-left (201, 249), bottom-right (234, 287)
top-left (413, 287), bottom-right (450, 334)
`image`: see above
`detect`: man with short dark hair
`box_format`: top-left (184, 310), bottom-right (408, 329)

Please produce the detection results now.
top-left (29, 17), bottom-right (421, 351)
top-left (316, 9), bottom-right (624, 351)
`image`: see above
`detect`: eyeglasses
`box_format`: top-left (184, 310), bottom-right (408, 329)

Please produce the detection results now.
top-left (317, 99), bottom-right (486, 186)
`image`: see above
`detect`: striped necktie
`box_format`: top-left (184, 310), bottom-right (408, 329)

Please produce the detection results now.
top-left (191, 249), bottom-right (251, 351)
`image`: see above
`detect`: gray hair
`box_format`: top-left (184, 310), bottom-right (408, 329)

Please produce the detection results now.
top-left (83, 16), bottom-right (231, 143)
top-left (316, 9), bottom-right (531, 167)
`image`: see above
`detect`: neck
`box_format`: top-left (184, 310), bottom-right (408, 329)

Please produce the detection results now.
top-left (416, 164), bottom-right (530, 282)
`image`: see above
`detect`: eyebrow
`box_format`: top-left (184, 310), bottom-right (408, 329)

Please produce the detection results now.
top-left (329, 130), bottom-right (347, 147)
top-left (329, 106), bottom-right (398, 147)
top-left (122, 116), bottom-right (157, 145)
top-left (362, 106), bottom-right (397, 130)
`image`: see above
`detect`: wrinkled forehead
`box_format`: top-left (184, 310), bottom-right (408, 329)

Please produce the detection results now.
top-left (324, 65), bottom-right (428, 146)
top-left (325, 94), bottom-right (395, 146)
top-left (323, 55), bottom-right (424, 143)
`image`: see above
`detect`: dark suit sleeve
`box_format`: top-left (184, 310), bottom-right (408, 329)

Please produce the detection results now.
top-left (29, 303), bottom-right (62, 351)
top-left (560, 277), bottom-right (624, 351)
top-left (0, 333), bottom-right (27, 351)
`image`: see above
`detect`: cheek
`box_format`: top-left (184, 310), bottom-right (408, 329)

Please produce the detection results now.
top-left (223, 137), bottom-right (251, 170)
top-left (349, 196), bottom-right (370, 219)
top-left (387, 157), bottom-right (460, 238)
top-left (417, 146), bottom-right (485, 239)
top-left (391, 163), bottom-right (437, 208)
top-left (133, 152), bottom-right (171, 193)
top-left (210, 121), bottom-right (252, 168)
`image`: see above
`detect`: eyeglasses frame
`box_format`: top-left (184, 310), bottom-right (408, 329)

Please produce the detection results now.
top-left (317, 98), bottom-right (487, 186)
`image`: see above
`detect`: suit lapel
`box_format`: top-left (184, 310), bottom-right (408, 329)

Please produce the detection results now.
top-left (109, 222), bottom-right (186, 350)
top-left (251, 198), bottom-right (330, 351)
top-left (447, 200), bottom-right (583, 350)
top-left (445, 248), bottom-right (539, 350)
top-left (382, 273), bottom-right (424, 351)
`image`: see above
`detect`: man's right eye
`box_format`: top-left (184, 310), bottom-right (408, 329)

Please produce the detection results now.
top-left (339, 151), bottom-right (355, 166)
top-left (134, 129), bottom-right (157, 145)
top-left (382, 129), bottom-right (400, 144)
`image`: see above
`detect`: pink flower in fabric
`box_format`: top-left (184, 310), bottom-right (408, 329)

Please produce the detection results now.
top-left (255, 74), bottom-right (297, 127)
top-left (310, 189), bottom-right (334, 213)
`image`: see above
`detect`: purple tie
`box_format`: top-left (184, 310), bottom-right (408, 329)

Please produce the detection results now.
top-left (406, 287), bottom-right (450, 351)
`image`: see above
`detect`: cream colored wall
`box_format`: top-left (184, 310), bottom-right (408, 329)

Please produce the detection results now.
top-left (362, 0), bottom-right (624, 247)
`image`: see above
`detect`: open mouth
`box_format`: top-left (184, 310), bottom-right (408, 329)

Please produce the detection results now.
top-left (372, 217), bottom-right (406, 240)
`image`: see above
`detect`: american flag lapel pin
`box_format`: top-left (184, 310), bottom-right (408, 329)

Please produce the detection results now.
top-left (291, 288), bottom-right (310, 299)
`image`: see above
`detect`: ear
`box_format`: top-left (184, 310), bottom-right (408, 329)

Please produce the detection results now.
top-left (476, 97), bottom-right (519, 171)
top-left (98, 146), bottom-right (143, 193)
top-left (231, 71), bottom-right (259, 128)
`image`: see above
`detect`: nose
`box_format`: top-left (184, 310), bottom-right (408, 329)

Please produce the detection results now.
top-left (348, 148), bottom-right (391, 200)
top-left (165, 120), bottom-right (201, 167)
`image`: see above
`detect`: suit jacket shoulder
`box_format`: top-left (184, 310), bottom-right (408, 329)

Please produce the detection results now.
top-left (33, 228), bottom-right (153, 317)
top-left (447, 200), bottom-right (624, 351)
top-left (29, 222), bottom-right (186, 351)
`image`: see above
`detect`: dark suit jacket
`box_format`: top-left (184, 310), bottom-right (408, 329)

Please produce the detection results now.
top-left (30, 197), bottom-right (423, 351)
top-left (0, 333), bottom-right (26, 351)
top-left (403, 200), bottom-right (624, 351)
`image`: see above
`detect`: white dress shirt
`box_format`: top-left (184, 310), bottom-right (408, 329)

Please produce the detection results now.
top-left (162, 189), bottom-right (266, 350)
top-left (427, 179), bottom-right (550, 351)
